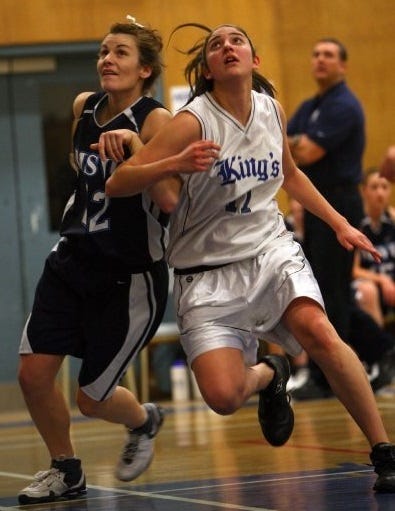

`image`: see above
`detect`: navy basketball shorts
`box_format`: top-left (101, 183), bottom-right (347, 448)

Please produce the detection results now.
top-left (19, 252), bottom-right (168, 401)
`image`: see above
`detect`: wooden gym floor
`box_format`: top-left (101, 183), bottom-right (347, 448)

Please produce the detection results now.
top-left (0, 384), bottom-right (394, 511)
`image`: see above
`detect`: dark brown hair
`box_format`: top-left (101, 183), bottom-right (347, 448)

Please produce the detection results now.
top-left (108, 22), bottom-right (164, 93)
top-left (169, 23), bottom-right (276, 103)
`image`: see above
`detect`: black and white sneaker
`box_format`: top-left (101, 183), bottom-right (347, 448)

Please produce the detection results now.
top-left (258, 355), bottom-right (294, 446)
top-left (370, 442), bottom-right (395, 492)
top-left (115, 402), bottom-right (164, 482)
top-left (18, 457), bottom-right (86, 505)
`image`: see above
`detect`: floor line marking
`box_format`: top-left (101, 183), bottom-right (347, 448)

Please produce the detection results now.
top-left (0, 471), bottom-right (33, 481)
top-left (0, 466), bottom-right (373, 485)
top-left (0, 467), bottom-right (374, 511)
top-left (0, 472), bottom-right (274, 511)
top-left (150, 468), bottom-right (373, 494)
top-left (87, 483), bottom-right (275, 511)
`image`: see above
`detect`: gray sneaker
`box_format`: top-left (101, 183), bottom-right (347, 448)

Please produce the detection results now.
top-left (115, 403), bottom-right (164, 482)
top-left (18, 457), bottom-right (86, 505)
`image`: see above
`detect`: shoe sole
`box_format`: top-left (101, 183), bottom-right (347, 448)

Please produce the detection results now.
top-left (116, 450), bottom-right (155, 482)
top-left (18, 488), bottom-right (87, 505)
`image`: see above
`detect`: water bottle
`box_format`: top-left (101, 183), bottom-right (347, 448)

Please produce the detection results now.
top-left (190, 370), bottom-right (203, 400)
top-left (170, 359), bottom-right (190, 401)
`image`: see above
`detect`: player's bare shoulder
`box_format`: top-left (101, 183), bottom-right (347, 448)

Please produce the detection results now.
top-left (72, 92), bottom-right (95, 119)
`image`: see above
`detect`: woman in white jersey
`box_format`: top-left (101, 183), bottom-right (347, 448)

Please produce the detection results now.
top-left (106, 23), bottom-right (395, 492)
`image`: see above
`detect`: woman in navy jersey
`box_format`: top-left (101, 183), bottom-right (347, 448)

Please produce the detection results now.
top-left (17, 17), bottom-right (178, 505)
top-left (105, 23), bottom-right (395, 493)
top-left (353, 168), bottom-right (395, 326)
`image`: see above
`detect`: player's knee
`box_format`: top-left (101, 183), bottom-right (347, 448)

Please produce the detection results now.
top-left (204, 386), bottom-right (243, 415)
top-left (18, 361), bottom-right (51, 395)
top-left (77, 389), bottom-right (100, 417)
top-left (18, 367), bottom-right (34, 394)
top-left (303, 315), bottom-right (343, 360)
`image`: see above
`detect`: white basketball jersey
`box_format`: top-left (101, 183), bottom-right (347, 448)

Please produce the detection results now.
top-left (167, 90), bottom-right (286, 269)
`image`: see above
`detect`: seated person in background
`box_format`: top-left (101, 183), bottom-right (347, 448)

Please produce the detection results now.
top-left (286, 196), bottom-right (395, 395)
top-left (352, 167), bottom-right (395, 328)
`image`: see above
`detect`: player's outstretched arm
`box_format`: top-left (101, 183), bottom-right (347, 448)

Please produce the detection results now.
top-left (105, 112), bottom-right (220, 211)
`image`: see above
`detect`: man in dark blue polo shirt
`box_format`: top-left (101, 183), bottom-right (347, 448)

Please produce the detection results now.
top-left (287, 38), bottom-right (365, 399)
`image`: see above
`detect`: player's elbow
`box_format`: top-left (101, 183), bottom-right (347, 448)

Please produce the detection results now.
top-left (150, 188), bottom-right (179, 213)
top-left (163, 196), bottom-right (179, 214)
top-left (105, 177), bottom-right (127, 197)
top-left (149, 178), bottom-right (181, 213)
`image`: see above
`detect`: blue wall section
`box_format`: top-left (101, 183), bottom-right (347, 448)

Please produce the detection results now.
top-left (0, 44), bottom-right (166, 384)
top-left (0, 75), bottom-right (26, 381)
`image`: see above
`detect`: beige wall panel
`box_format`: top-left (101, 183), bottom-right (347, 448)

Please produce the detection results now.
top-left (1, 0), bottom-right (394, 206)
top-left (0, 1), bottom-right (282, 99)
top-left (274, 0), bottom-right (395, 169)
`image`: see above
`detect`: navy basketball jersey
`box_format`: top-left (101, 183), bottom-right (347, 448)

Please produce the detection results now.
top-left (61, 92), bottom-right (169, 271)
top-left (359, 212), bottom-right (395, 280)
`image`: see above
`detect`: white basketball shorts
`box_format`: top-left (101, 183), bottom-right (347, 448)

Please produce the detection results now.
top-left (173, 232), bottom-right (325, 366)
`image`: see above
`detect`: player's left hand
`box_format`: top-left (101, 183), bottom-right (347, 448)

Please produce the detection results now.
top-left (173, 140), bottom-right (221, 174)
top-left (90, 129), bottom-right (142, 162)
top-left (336, 224), bottom-right (381, 262)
